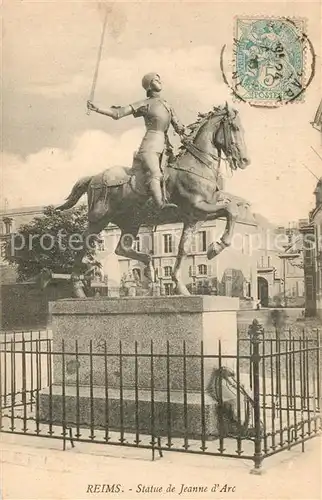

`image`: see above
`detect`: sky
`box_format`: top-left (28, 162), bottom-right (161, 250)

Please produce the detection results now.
top-left (2, 0), bottom-right (322, 224)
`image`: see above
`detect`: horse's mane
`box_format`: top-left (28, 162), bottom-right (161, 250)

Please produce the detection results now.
top-left (186, 106), bottom-right (225, 140)
top-left (176, 105), bottom-right (228, 157)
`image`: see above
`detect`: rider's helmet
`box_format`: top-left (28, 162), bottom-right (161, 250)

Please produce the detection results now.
top-left (141, 72), bottom-right (160, 91)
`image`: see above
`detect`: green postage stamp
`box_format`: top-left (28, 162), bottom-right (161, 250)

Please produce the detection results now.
top-left (234, 17), bottom-right (307, 105)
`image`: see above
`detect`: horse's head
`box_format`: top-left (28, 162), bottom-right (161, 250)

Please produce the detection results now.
top-left (211, 103), bottom-right (250, 170)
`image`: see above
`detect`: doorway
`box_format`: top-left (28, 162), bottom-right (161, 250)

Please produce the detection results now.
top-left (257, 276), bottom-right (269, 307)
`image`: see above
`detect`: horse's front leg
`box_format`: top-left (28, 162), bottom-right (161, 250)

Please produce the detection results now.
top-left (220, 200), bottom-right (239, 247)
top-left (172, 221), bottom-right (203, 296)
top-left (188, 192), bottom-right (238, 260)
top-left (206, 200), bottom-right (238, 260)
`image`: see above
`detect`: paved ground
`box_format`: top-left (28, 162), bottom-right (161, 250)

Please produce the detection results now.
top-left (1, 432), bottom-right (321, 500)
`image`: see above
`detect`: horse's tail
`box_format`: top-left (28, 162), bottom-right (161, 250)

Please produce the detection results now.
top-left (56, 176), bottom-right (93, 211)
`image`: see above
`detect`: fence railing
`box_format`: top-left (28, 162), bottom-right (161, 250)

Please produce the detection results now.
top-left (0, 322), bottom-right (321, 472)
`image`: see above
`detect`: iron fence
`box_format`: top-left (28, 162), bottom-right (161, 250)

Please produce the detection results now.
top-left (0, 323), bottom-right (321, 473)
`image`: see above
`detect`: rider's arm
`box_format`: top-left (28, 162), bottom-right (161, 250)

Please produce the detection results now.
top-left (170, 108), bottom-right (187, 136)
top-left (88, 99), bottom-right (148, 120)
top-left (91, 104), bottom-right (133, 120)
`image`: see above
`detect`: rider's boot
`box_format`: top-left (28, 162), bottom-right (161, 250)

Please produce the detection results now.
top-left (149, 178), bottom-right (177, 210)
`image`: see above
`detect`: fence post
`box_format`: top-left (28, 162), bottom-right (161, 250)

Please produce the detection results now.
top-left (249, 319), bottom-right (264, 475)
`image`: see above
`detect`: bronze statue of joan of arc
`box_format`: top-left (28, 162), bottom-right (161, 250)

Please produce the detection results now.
top-left (87, 72), bottom-right (188, 210)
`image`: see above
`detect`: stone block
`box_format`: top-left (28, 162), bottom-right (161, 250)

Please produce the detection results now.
top-left (49, 296), bottom-right (239, 391)
top-left (42, 296), bottom-right (240, 438)
top-left (39, 385), bottom-right (222, 439)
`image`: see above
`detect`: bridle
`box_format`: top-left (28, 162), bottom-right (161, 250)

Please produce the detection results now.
top-left (175, 109), bottom-right (238, 179)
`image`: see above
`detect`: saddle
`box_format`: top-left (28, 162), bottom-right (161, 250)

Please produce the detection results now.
top-left (90, 165), bottom-right (133, 189)
top-left (90, 151), bottom-right (171, 197)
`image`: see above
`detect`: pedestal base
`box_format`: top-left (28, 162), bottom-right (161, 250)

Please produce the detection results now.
top-left (39, 385), bottom-right (230, 439)
top-left (42, 296), bottom-right (240, 438)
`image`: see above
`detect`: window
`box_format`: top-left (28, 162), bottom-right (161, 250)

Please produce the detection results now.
top-left (164, 283), bottom-right (173, 296)
top-left (164, 266), bottom-right (172, 277)
top-left (198, 264), bottom-right (208, 276)
top-left (3, 217), bottom-right (13, 234)
top-left (132, 268), bottom-right (141, 281)
top-left (304, 248), bottom-right (313, 265)
top-left (198, 231), bottom-right (207, 252)
top-left (163, 234), bottom-right (173, 254)
top-left (133, 236), bottom-right (141, 252)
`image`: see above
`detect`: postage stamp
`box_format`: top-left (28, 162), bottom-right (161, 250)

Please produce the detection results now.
top-left (233, 17), bottom-right (307, 105)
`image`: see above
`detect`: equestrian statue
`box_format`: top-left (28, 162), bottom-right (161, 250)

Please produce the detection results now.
top-left (57, 72), bottom-right (250, 297)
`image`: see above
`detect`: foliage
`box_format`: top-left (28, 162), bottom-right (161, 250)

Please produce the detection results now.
top-left (2, 205), bottom-right (94, 282)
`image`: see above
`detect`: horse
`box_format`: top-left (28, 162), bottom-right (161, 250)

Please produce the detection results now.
top-left (57, 103), bottom-right (250, 297)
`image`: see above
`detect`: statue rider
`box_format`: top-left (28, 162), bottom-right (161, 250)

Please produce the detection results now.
top-left (87, 72), bottom-right (188, 210)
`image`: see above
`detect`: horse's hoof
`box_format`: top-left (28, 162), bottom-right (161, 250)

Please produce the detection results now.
top-left (173, 283), bottom-right (190, 296)
top-left (71, 279), bottom-right (87, 298)
top-left (207, 241), bottom-right (228, 260)
top-left (73, 288), bottom-right (87, 298)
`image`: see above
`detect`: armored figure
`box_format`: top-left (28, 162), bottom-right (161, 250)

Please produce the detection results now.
top-left (87, 72), bottom-right (188, 210)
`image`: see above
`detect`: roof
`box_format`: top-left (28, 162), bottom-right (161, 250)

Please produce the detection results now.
top-left (0, 206), bottom-right (45, 218)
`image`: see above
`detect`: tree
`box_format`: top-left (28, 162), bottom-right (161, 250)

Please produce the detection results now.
top-left (2, 205), bottom-right (95, 282)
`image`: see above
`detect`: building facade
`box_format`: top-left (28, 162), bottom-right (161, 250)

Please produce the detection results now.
top-left (301, 178), bottom-right (322, 318)
top-left (99, 202), bottom-right (304, 306)
top-left (0, 206), bottom-right (45, 282)
top-left (253, 216), bottom-right (305, 308)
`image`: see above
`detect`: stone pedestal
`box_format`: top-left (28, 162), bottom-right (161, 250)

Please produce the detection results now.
top-left (40, 296), bottom-right (239, 438)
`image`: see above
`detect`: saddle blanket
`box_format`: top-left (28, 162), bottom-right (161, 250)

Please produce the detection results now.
top-left (90, 166), bottom-right (133, 189)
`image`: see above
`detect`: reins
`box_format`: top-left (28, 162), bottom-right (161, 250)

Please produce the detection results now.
top-left (169, 111), bottom-right (236, 182)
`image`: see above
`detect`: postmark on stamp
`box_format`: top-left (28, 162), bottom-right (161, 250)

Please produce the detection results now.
top-left (233, 17), bottom-right (309, 106)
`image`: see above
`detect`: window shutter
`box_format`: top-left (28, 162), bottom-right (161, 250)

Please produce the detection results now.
top-left (154, 233), bottom-right (161, 255)
top-left (190, 235), bottom-right (197, 253)
top-left (157, 266), bottom-right (163, 279)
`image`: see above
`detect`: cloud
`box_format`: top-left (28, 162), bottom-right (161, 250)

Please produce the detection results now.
top-left (27, 74), bottom-right (90, 98)
top-left (2, 128), bottom-right (143, 208)
top-left (23, 45), bottom-right (229, 110)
